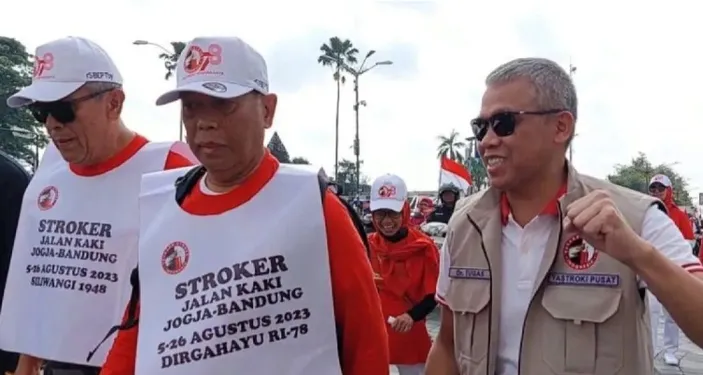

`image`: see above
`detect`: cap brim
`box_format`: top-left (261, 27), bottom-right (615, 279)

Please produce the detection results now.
top-left (370, 200), bottom-right (404, 212)
top-left (6, 81), bottom-right (84, 108)
top-left (155, 81), bottom-right (255, 106)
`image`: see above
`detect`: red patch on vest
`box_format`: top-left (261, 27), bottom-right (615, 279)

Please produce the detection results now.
top-left (563, 235), bottom-right (598, 270)
top-left (162, 241), bottom-right (190, 275)
top-left (37, 186), bottom-right (59, 211)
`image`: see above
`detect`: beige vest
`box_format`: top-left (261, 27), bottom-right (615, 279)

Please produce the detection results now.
top-left (443, 166), bottom-right (661, 375)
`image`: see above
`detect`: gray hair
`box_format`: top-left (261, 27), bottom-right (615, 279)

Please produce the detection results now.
top-left (82, 81), bottom-right (122, 96)
top-left (486, 58), bottom-right (578, 142)
top-left (81, 82), bottom-right (125, 125)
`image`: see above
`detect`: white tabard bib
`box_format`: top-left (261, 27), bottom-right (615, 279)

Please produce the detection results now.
top-left (136, 165), bottom-right (341, 375)
top-left (0, 141), bottom-right (178, 366)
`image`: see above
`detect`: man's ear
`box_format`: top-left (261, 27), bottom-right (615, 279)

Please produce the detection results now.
top-left (262, 93), bottom-right (278, 129)
top-left (554, 111), bottom-right (575, 145)
top-left (107, 89), bottom-right (125, 120)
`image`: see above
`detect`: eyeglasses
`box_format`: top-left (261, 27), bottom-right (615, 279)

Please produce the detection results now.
top-left (470, 109), bottom-right (566, 141)
top-left (649, 184), bottom-right (666, 193)
top-left (372, 210), bottom-right (402, 220)
top-left (28, 88), bottom-right (114, 124)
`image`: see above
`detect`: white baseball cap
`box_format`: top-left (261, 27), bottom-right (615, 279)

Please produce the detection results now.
top-left (7, 36), bottom-right (122, 108)
top-left (370, 174), bottom-right (408, 212)
top-left (155, 37), bottom-right (269, 106)
top-left (649, 174), bottom-right (672, 187)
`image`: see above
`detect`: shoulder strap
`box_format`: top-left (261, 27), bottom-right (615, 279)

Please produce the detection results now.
top-left (175, 166), bottom-right (206, 204)
top-left (317, 174), bottom-right (370, 258)
top-left (86, 267), bottom-right (140, 362)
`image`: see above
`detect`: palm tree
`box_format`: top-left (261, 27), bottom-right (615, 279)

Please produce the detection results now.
top-left (437, 129), bottom-right (466, 163)
top-left (158, 42), bottom-right (187, 80)
top-left (317, 37), bottom-right (359, 183)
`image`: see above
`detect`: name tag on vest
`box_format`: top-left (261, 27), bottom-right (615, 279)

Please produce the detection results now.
top-left (547, 272), bottom-right (620, 287)
top-left (448, 267), bottom-right (490, 280)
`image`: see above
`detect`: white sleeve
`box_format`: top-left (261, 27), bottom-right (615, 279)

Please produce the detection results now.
top-left (436, 239), bottom-right (450, 305)
top-left (638, 205), bottom-right (703, 287)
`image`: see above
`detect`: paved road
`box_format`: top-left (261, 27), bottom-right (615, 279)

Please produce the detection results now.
top-left (389, 310), bottom-right (703, 374)
top-left (653, 314), bottom-right (703, 375)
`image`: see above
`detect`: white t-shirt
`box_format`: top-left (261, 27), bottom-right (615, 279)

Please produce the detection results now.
top-left (436, 205), bottom-right (702, 375)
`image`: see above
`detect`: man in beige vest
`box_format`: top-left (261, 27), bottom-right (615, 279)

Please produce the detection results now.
top-left (425, 57), bottom-right (703, 375)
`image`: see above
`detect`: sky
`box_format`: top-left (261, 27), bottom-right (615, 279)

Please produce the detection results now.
top-left (3, 0), bottom-right (703, 198)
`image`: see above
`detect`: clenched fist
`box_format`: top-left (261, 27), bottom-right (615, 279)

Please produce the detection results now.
top-left (563, 190), bottom-right (651, 266)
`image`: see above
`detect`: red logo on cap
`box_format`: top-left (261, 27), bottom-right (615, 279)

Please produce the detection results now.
top-left (33, 53), bottom-right (54, 78)
top-left (378, 184), bottom-right (396, 198)
top-left (183, 44), bottom-right (222, 74)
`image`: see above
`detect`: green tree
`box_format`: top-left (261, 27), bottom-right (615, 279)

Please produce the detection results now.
top-left (291, 157), bottom-right (310, 165)
top-left (468, 157), bottom-right (488, 191)
top-left (0, 37), bottom-right (48, 168)
top-left (607, 152), bottom-right (692, 206)
top-left (464, 139), bottom-right (488, 191)
top-left (317, 37), bottom-right (359, 183)
top-left (336, 158), bottom-right (370, 196)
top-left (158, 42), bottom-right (187, 80)
top-left (266, 131), bottom-right (290, 163)
top-left (437, 129), bottom-right (465, 164)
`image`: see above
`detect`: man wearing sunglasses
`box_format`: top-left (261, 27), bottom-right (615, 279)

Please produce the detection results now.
top-left (100, 36), bottom-right (388, 375)
top-left (0, 36), bottom-right (196, 375)
top-left (427, 57), bottom-right (703, 375)
top-left (646, 174), bottom-right (694, 366)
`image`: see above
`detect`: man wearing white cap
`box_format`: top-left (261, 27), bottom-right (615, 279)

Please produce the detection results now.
top-left (0, 36), bottom-right (196, 375)
top-left (100, 36), bottom-right (388, 375)
top-left (647, 174), bottom-right (695, 365)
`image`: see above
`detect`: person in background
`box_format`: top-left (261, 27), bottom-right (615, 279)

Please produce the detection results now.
top-left (408, 211), bottom-right (425, 227)
top-left (647, 174), bottom-right (694, 365)
top-left (368, 174), bottom-right (439, 375)
top-left (426, 184), bottom-right (459, 224)
top-left (418, 197), bottom-right (435, 221)
top-left (0, 151), bottom-right (31, 375)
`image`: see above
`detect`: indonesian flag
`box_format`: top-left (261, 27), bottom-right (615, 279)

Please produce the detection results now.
top-left (440, 157), bottom-right (472, 192)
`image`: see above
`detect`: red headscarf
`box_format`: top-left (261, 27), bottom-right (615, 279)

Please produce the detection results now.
top-left (368, 202), bottom-right (439, 307)
top-left (367, 202), bottom-right (439, 364)
top-left (659, 184), bottom-right (695, 240)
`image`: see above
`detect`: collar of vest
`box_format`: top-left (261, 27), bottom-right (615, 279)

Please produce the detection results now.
top-left (458, 162), bottom-right (589, 228)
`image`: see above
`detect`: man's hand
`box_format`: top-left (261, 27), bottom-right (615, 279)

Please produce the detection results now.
top-left (563, 190), bottom-right (652, 266)
top-left (391, 313), bottom-right (414, 333)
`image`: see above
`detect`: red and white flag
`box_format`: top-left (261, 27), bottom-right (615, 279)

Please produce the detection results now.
top-left (439, 157), bottom-right (472, 192)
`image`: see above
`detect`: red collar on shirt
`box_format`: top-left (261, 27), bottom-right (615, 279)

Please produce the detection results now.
top-left (499, 183), bottom-right (568, 226)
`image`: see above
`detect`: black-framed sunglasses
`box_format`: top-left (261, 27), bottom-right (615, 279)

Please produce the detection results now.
top-left (470, 109), bottom-right (566, 141)
top-left (649, 184), bottom-right (666, 193)
top-left (28, 88), bottom-right (115, 124)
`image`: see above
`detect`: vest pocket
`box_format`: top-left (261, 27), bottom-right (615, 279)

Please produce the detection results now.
top-left (540, 286), bottom-right (623, 374)
top-left (445, 281), bottom-right (491, 371)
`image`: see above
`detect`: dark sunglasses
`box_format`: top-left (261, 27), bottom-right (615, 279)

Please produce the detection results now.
top-left (470, 109), bottom-right (566, 141)
top-left (28, 88), bottom-right (114, 124)
top-left (649, 184), bottom-right (666, 193)
top-left (372, 210), bottom-right (402, 220)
